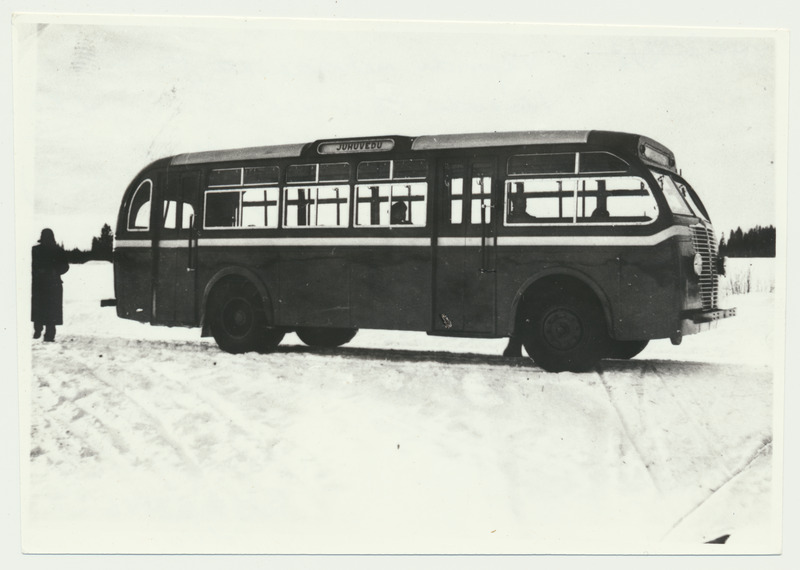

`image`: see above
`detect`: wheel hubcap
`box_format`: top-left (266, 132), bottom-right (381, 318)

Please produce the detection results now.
top-left (542, 308), bottom-right (583, 351)
top-left (222, 298), bottom-right (253, 338)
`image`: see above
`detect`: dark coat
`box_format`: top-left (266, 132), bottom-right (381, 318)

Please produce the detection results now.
top-left (31, 243), bottom-right (69, 325)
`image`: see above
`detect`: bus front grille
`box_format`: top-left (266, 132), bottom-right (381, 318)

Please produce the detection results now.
top-left (690, 224), bottom-right (719, 310)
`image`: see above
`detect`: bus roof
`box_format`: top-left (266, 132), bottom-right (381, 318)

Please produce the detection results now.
top-left (411, 130), bottom-right (590, 150)
top-left (171, 143), bottom-right (308, 166)
top-left (167, 130), bottom-right (632, 166)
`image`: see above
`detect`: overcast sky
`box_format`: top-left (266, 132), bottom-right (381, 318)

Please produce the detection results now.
top-left (14, 15), bottom-right (783, 249)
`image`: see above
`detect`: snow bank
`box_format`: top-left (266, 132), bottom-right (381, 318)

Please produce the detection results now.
top-left (21, 260), bottom-right (780, 554)
top-left (720, 257), bottom-right (776, 296)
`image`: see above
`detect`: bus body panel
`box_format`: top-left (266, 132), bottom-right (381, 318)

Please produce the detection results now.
top-left (153, 170), bottom-right (202, 326)
top-left (111, 131), bottom-right (733, 360)
top-left (276, 248), bottom-right (351, 327)
top-left (114, 246), bottom-right (152, 323)
top-left (196, 247), bottom-right (282, 325)
top-left (431, 156), bottom-right (498, 335)
top-left (350, 246), bottom-right (432, 331)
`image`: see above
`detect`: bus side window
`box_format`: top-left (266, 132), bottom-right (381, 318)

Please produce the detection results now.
top-left (205, 190), bottom-right (241, 228)
top-left (505, 178), bottom-right (574, 224)
top-left (470, 163), bottom-right (493, 224)
top-left (314, 186), bottom-right (349, 227)
top-left (507, 181), bottom-right (536, 222)
top-left (445, 164), bottom-right (465, 224)
top-left (162, 200), bottom-right (178, 230)
top-left (578, 176), bottom-right (658, 223)
top-left (241, 188), bottom-right (279, 228)
top-left (283, 186), bottom-right (349, 228)
top-left (354, 158), bottom-right (427, 227)
top-left (127, 179), bottom-right (152, 231)
top-left (355, 185), bottom-right (388, 226)
top-left (182, 203), bottom-right (196, 229)
top-left (355, 184), bottom-right (427, 227)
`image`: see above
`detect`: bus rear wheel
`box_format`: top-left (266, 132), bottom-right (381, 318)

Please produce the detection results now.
top-left (209, 279), bottom-right (276, 354)
top-left (522, 295), bottom-right (608, 373)
top-left (296, 327), bottom-right (358, 348)
top-left (606, 339), bottom-right (649, 360)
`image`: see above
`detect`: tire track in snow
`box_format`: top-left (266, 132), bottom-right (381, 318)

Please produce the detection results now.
top-left (90, 358), bottom-right (203, 472)
top-left (32, 358), bottom-right (133, 466)
top-left (661, 437), bottom-right (773, 540)
top-left (596, 368), bottom-right (662, 493)
top-left (63, 335), bottom-right (284, 470)
top-left (65, 333), bottom-right (529, 369)
top-left (649, 362), bottom-right (736, 483)
top-left (34, 339), bottom-right (202, 472)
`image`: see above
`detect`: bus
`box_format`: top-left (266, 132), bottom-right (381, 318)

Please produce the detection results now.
top-left (111, 130), bottom-right (735, 372)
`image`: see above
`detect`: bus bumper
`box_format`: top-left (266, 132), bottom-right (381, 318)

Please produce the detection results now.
top-left (676, 307), bottom-right (737, 340)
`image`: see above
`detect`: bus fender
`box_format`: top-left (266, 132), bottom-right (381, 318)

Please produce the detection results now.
top-left (200, 267), bottom-right (276, 335)
top-left (507, 267), bottom-right (615, 337)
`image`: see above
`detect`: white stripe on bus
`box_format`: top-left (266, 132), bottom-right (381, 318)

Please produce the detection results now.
top-left (198, 237), bottom-right (432, 247)
top-left (498, 225), bottom-right (690, 247)
top-left (114, 239), bottom-right (151, 248)
top-left (114, 226), bottom-right (689, 249)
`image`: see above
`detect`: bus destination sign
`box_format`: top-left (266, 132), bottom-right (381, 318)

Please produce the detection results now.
top-left (318, 139), bottom-right (395, 154)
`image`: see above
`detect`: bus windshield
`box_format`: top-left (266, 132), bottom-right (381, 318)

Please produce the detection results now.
top-left (651, 170), bottom-right (709, 221)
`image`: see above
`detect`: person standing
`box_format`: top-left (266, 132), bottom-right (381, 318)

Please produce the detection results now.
top-left (31, 228), bottom-right (69, 342)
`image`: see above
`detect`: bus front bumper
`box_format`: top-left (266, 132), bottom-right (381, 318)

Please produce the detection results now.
top-left (672, 307), bottom-right (737, 343)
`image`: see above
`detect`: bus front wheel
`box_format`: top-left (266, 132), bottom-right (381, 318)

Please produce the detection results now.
top-left (522, 295), bottom-right (608, 373)
top-left (209, 279), bottom-right (275, 354)
top-left (297, 327), bottom-right (358, 348)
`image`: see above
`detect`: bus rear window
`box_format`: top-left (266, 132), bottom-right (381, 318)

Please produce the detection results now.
top-left (127, 179), bottom-right (152, 231)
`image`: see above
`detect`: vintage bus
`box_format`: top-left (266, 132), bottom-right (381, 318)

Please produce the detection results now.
top-left (111, 130), bottom-right (735, 372)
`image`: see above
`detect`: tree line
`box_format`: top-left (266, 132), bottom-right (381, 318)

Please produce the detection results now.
top-left (63, 223), bottom-right (114, 263)
top-left (718, 225), bottom-right (776, 258)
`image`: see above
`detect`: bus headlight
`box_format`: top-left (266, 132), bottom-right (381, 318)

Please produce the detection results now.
top-left (693, 253), bottom-right (703, 276)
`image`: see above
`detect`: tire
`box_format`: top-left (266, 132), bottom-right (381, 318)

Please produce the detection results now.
top-left (259, 328), bottom-right (286, 353)
top-left (522, 294), bottom-right (609, 373)
top-left (296, 327), bottom-right (358, 348)
top-left (208, 279), bottom-right (274, 354)
top-left (606, 339), bottom-right (649, 360)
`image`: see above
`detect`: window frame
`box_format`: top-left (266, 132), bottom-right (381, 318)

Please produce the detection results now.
top-left (127, 179), bottom-right (153, 232)
top-left (203, 185), bottom-right (281, 230)
top-left (502, 173), bottom-right (660, 227)
top-left (354, 181), bottom-right (428, 227)
top-left (281, 183), bottom-right (351, 229)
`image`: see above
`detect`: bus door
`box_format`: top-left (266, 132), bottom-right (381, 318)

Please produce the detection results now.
top-left (433, 158), bottom-right (498, 334)
top-left (153, 170), bottom-right (200, 325)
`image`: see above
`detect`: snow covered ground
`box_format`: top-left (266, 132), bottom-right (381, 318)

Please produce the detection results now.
top-left (20, 260), bottom-right (781, 554)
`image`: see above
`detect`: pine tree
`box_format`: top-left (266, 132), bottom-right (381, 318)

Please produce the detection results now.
top-left (90, 223), bottom-right (114, 261)
top-left (720, 224), bottom-right (775, 257)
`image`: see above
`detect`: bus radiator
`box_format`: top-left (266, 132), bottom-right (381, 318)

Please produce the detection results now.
top-left (690, 224), bottom-right (719, 310)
